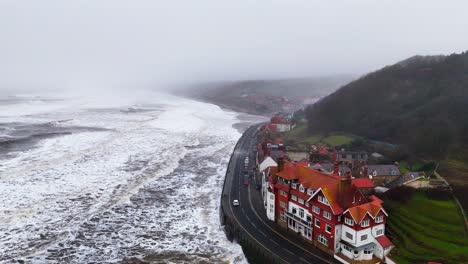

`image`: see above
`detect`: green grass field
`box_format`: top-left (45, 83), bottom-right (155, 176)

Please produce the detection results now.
top-left (282, 124), bottom-right (353, 149)
top-left (322, 135), bottom-right (354, 147)
top-left (385, 192), bottom-right (468, 264)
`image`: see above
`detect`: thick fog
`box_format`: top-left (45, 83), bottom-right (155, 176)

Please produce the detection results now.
top-left (1, 0), bottom-right (468, 93)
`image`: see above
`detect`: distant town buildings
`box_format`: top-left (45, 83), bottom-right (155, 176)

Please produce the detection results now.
top-left (255, 118), bottom-right (397, 263)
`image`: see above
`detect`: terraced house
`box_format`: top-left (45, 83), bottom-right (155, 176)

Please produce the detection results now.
top-left (261, 161), bottom-right (394, 263)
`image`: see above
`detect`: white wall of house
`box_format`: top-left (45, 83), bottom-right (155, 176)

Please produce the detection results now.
top-left (275, 124), bottom-right (291, 132)
top-left (373, 242), bottom-right (394, 259)
top-left (261, 171), bottom-right (267, 207)
top-left (334, 224), bottom-right (342, 253)
top-left (371, 224), bottom-right (385, 238)
top-left (374, 243), bottom-right (384, 259)
top-left (341, 224), bottom-right (373, 247)
top-left (339, 243), bottom-right (374, 261)
top-left (266, 191), bottom-right (275, 221)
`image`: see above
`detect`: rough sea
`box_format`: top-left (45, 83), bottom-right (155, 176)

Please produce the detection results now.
top-left (0, 92), bottom-right (260, 263)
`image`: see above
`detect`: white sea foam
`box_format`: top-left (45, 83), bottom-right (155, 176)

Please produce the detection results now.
top-left (0, 93), bottom-right (252, 263)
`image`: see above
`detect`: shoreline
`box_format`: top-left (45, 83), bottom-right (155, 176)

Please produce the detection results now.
top-left (176, 92), bottom-right (269, 134)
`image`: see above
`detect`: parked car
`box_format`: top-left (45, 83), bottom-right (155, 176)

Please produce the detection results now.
top-left (232, 200), bottom-right (240, 206)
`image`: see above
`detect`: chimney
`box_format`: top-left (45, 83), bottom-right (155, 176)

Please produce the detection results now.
top-left (333, 161), bottom-right (339, 175)
top-left (278, 158), bottom-right (285, 172)
top-left (338, 171), bottom-right (353, 207)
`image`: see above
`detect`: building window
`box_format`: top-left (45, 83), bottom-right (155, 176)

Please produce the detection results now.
top-left (318, 195), bottom-right (329, 205)
top-left (345, 217), bottom-right (354, 226)
top-left (307, 189), bottom-right (314, 195)
top-left (291, 195), bottom-right (297, 201)
top-left (364, 249), bottom-right (373, 254)
top-left (270, 194), bottom-right (274, 200)
top-left (280, 201), bottom-right (286, 208)
top-left (345, 232), bottom-right (353, 240)
top-left (375, 215), bottom-right (383, 223)
top-left (292, 208), bottom-right (297, 214)
top-left (298, 198), bottom-right (305, 205)
top-left (323, 211), bottom-right (331, 220)
top-left (376, 229), bottom-right (384, 236)
top-left (299, 209), bottom-right (305, 218)
top-left (305, 202), bottom-right (310, 207)
top-left (299, 185), bottom-right (305, 192)
top-left (325, 223), bottom-right (332, 233)
top-left (280, 190), bottom-right (287, 197)
top-left (306, 215), bottom-right (312, 222)
top-left (343, 245), bottom-right (352, 252)
top-left (361, 234), bottom-right (368, 241)
top-left (312, 206), bottom-right (320, 214)
top-left (291, 183), bottom-right (298, 189)
top-left (318, 234), bottom-right (328, 246)
top-left (315, 218), bottom-right (321, 228)
top-left (338, 215), bottom-right (341, 222)
top-left (361, 219), bottom-right (370, 227)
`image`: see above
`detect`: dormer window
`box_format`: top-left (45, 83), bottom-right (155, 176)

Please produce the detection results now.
top-left (291, 183), bottom-right (298, 189)
top-left (299, 185), bottom-right (305, 192)
top-left (376, 215), bottom-right (384, 223)
top-left (318, 195), bottom-right (329, 205)
top-left (307, 188), bottom-right (314, 196)
top-left (361, 219), bottom-right (370, 227)
top-left (345, 217), bottom-right (354, 226)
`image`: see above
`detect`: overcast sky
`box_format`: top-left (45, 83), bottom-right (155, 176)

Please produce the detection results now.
top-left (1, 0), bottom-right (467, 92)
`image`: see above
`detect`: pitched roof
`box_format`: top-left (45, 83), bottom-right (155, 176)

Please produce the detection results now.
top-left (345, 198), bottom-right (386, 223)
top-left (276, 162), bottom-right (300, 180)
top-left (259, 157), bottom-right (278, 172)
top-left (376, 235), bottom-right (393, 248)
top-left (271, 116), bottom-right (289, 124)
top-left (352, 178), bottom-right (374, 189)
top-left (297, 166), bottom-right (340, 190)
top-left (368, 165), bottom-right (401, 177)
top-left (260, 124), bottom-right (278, 133)
top-left (319, 182), bottom-right (363, 215)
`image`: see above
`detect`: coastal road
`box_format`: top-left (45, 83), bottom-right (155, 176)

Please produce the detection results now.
top-left (225, 125), bottom-right (337, 264)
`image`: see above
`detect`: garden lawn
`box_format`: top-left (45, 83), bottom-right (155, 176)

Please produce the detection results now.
top-left (322, 135), bottom-right (354, 147)
top-left (384, 192), bottom-right (468, 264)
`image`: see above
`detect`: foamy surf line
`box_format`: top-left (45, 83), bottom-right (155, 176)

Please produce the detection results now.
top-left (0, 93), bottom-right (250, 263)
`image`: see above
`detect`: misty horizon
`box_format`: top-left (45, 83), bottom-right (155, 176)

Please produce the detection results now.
top-left (2, 0), bottom-right (468, 94)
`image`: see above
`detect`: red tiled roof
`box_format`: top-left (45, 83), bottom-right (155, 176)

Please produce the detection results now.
top-left (352, 178), bottom-right (374, 189)
top-left (297, 166), bottom-right (340, 189)
top-left (260, 124), bottom-right (278, 133)
top-left (318, 147), bottom-right (328, 155)
top-left (276, 162), bottom-right (300, 180)
top-left (346, 199), bottom-right (384, 223)
top-left (376, 235), bottom-right (393, 248)
top-left (320, 182), bottom-right (363, 215)
top-left (274, 182), bottom-right (289, 192)
top-left (271, 116), bottom-right (289, 124)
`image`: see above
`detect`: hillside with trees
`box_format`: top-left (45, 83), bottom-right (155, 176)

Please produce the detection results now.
top-left (306, 51), bottom-right (468, 160)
